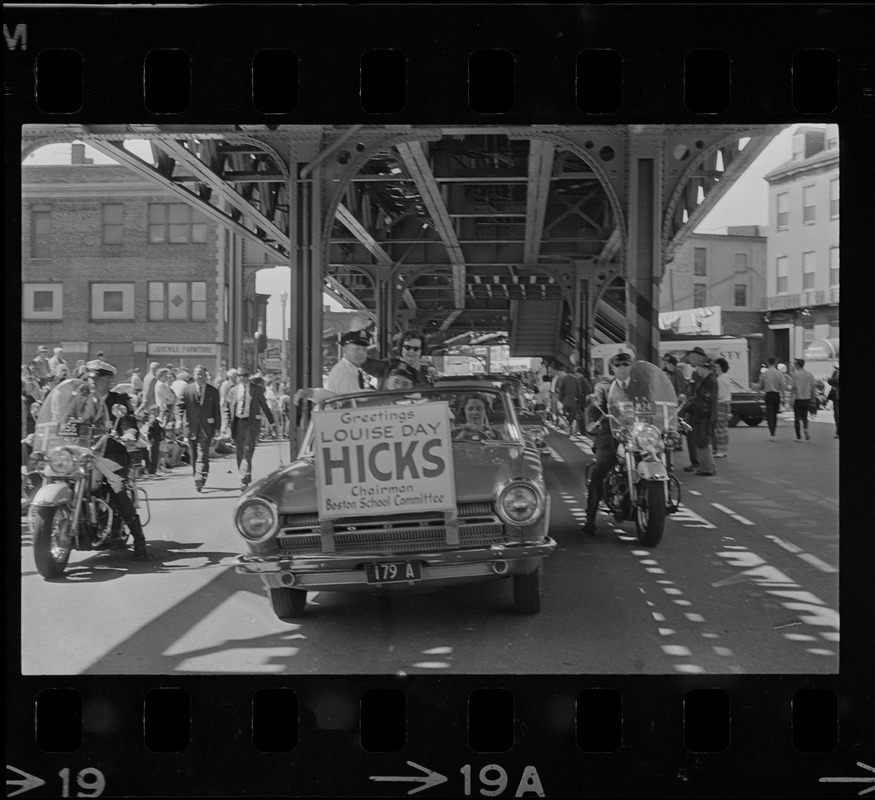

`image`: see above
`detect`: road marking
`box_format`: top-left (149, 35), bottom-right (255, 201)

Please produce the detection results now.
top-left (684, 613), bottom-right (705, 622)
top-left (710, 503), bottom-right (755, 525)
top-left (658, 628), bottom-right (676, 636)
top-left (675, 664), bottom-right (707, 674)
top-left (820, 632), bottom-right (840, 642)
top-left (670, 504), bottom-right (717, 529)
top-left (645, 567), bottom-right (666, 574)
top-left (673, 600), bottom-right (693, 606)
top-left (767, 535), bottom-right (802, 554)
top-left (663, 588), bottom-right (683, 595)
top-left (806, 648), bottom-right (836, 657)
top-left (713, 646), bottom-right (734, 657)
top-left (797, 553), bottom-right (838, 573)
top-left (687, 490), bottom-right (702, 496)
top-left (662, 645), bottom-right (692, 656)
top-left (784, 633), bottom-right (818, 641)
top-left (651, 612), bottom-right (666, 622)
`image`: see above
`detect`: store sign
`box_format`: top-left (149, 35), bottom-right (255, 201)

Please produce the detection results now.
top-left (148, 343), bottom-right (218, 357)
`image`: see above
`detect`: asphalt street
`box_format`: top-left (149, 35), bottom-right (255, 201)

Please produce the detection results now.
top-left (19, 410), bottom-right (839, 675)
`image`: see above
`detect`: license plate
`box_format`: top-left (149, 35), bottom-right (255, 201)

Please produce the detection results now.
top-left (365, 561), bottom-right (422, 584)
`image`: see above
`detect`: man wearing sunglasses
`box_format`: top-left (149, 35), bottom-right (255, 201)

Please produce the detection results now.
top-left (363, 329), bottom-right (435, 389)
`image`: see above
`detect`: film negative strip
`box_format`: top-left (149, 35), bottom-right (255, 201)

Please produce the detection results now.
top-left (6, 3), bottom-right (872, 797)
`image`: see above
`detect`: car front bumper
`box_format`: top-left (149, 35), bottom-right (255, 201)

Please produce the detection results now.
top-left (236, 538), bottom-right (557, 591)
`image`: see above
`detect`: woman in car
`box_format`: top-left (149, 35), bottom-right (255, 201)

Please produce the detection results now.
top-left (452, 395), bottom-right (501, 441)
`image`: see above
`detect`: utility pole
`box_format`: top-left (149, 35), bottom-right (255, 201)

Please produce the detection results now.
top-left (279, 289), bottom-right (288, 385)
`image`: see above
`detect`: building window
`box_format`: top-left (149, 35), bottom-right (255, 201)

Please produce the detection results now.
top-left (148, 281), bottom-right (208, 321)
top-left (803, 185), bottom-right (816, 224)
top-left (243, 299), bottom-right (255, 333)
top-left (829, 247), bottom-right (839, 287)
top-left (102, 203), bottom-right (124, 244)
top-left (792, 132), bottom-right (805, 161)
top-left (802, 252), bottom-right (816, 291)
top-left (776, 193), bottom-right (789, 230)
top-left (23, 283), bottom-right (63, 320)
top-left (776, 256), bottom-right (788, 294)
top-left (829, 179), bottom-right (839, 219)
top-left (31, 207), bottom-right (52, 258)
top-left (147, 203), bottom-right (208, 244)
top-left (734, 253), bottom-right (748, 273)
top-left (91, 282), bottom-right (135, 320)
top-left (693, 283), bottom-right (707, 307)
top-left (828, 317), bottom-right (839, 339)
top-left (802, 322), bottom-right (815, 348)
top-left (693, 248), bottom-right (707, 276)
top-left (734, 284), bottom-right (747, 306)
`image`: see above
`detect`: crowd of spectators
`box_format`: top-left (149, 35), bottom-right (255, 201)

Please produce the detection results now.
top-left (21, 347), bottom-right (292, 476)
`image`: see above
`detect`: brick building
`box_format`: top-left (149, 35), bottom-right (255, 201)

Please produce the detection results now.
top-left (661, 227), bottom-right (767, 316)
top-left (21, 144), bottom-right (267, 377)
top-left (763, 124), bottom-right (839, 378)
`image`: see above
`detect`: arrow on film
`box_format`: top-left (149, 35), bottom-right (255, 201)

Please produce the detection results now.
top-left (370, 761), bottom-right (448, 795)
top-left (820, 762), bottom-right (875, 796)
top-left (6, 765), bottom-right (46, 798)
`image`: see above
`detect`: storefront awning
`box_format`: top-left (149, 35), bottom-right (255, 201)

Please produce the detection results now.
top-left (803, 338), bottom-right (839, 361)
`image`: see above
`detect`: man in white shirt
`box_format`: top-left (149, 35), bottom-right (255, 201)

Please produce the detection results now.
top-left (295, 328), bottom-right (372, 405)
top-left (229, 365), bottom-right (275, 490)
top-left (790, 358), bottom-right (817, 442)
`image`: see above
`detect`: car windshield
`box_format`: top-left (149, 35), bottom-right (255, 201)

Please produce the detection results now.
top-left (313, 387), bottom-right (522, 446)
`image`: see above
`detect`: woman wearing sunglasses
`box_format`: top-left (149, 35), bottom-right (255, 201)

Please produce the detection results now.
top-left (362, 329), bottom-right (435, 389)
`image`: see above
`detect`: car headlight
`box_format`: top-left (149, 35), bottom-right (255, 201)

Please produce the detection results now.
top-left (236, 498), bottom-right (278, 542)
top-left (497, 481), bottom-right (544, 526)
top-left (632, 423), bottom-right (663, 453)
top-left (48, 447), bottom-right (76, 475)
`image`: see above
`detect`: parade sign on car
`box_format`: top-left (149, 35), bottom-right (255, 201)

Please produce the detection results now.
top-left (313, 401), bottom-right (457, 519)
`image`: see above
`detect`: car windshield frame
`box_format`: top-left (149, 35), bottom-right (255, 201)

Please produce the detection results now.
top-left (299, 386), bottom-right (524, 458)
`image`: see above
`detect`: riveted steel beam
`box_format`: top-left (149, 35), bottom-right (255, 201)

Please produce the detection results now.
top-left (396, 141), bottom-right (466, 309)
top-left (523, 139), bottom-right (555, 265)
top-left (335, 203), bottom-right (394, 266)
top-left (82, 138), bottom-right (289, 262)
top-left (151, 138), bottom-right (290, 247)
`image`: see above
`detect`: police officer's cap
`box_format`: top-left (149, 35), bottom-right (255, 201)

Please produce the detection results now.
top-left (610, 351), bottom-right (633, 367)
top-left (339, 329), bottom-right (371, 347)
top-left (85, 359), bottom-right (117, 378)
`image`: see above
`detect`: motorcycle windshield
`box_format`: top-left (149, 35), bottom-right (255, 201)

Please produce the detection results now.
top-left (607, 361), bottom-right (680, 436)
top-left (33, 378), bottom-right (101, 451)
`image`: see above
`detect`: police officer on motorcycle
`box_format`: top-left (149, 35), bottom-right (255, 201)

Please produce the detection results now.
top-left (582, 349), bottom-right (636, 535)
top-left (81, 359), bottom-right (149, 560)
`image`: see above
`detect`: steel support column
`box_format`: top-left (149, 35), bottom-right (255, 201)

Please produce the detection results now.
top-left (626, 145), bottom-right (662, 365)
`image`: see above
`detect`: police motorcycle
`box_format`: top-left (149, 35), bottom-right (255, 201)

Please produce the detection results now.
top-left (586, 361), bottom-right (684, 547)
top-left (27, 379), bottom-right (150, 579)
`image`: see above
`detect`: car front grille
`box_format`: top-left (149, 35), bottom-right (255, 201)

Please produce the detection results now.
top-left (276, 501), bottom-right (507, 555)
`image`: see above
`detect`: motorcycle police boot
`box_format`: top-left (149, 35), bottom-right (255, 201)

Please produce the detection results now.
top-left (128, 519), bottom-right (148, 561)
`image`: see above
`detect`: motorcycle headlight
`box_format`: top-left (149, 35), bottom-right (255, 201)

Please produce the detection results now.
top-left (632, 423), bottom-right (663, 453)
top-left (236, 498), bottom-right (278, 542)
top-left (497, 481), bottom-right (544, 526)
top-left (48, 447), bottom-right (76, 475)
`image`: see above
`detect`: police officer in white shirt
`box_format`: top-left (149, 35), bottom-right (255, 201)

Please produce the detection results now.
top-left (294, 328), bottom-right (372, 405)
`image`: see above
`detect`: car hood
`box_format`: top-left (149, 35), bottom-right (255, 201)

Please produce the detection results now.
top-left (244, 442), bottom-right (543, 511)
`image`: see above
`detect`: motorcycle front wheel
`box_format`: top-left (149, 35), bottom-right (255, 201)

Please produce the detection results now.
top-left (635, 480), bottom-right (666, 547)
top-left (32, 505), bottom-right (74, 578)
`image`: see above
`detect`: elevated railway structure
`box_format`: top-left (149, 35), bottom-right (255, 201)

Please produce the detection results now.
top-left (22, 122), bottom-right (782, 400)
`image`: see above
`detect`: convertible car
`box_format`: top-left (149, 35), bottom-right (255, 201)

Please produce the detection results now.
top-left (234, 386), bottom-right (555, 620)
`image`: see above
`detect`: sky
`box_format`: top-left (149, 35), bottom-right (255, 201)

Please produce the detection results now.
top-left (24, 125), bottom-right (802, 338)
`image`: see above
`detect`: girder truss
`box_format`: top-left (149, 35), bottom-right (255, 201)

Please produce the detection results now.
top-left (21, 123), bottom-right (784, 346)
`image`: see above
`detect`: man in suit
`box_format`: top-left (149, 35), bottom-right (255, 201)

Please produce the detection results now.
top-left (179, 364), bottom-right (221, 492)
top-left (81, 359), bottom-right (149, 559)
top-left (228, 364), bottom-right (275, 491)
